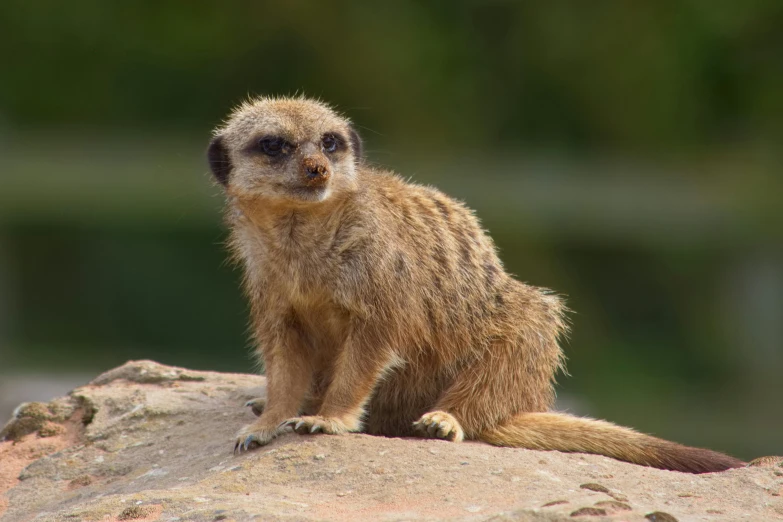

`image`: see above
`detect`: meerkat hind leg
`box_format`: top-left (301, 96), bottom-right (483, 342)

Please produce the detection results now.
top-left (413, 410), bottom-right (465, 442)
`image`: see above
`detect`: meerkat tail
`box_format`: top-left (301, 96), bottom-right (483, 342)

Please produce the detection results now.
top-left (479, 412), bottom-right (744, 474)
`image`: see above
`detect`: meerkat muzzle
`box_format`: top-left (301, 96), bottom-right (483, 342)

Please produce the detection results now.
top-left (302, 157), bottom-right (331, 185)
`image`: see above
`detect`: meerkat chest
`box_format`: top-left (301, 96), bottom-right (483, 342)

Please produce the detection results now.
top-left (235, 217), bottom-right (340, 299)
top-left (266, 253), bottom-right (329, 300)
top-left (245, 242), bottom-right (349, 350)
top-left (266, 240), bottom-right (342, 307)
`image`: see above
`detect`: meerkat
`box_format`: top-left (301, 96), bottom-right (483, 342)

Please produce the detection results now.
top-left (207, 95), bottom-right (744, 474)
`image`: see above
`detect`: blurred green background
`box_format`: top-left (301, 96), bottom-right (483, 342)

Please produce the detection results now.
top-left (1, 1), bottom-right (781, 460)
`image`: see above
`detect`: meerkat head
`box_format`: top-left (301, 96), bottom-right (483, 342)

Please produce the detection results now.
top-left (207, 96), bottom-right (363, 206)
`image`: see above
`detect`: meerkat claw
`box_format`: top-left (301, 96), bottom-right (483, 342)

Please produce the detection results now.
top-left (244, 398), bottom-right (266, 417)
top-left (233, 433), bottom-right (262, 454)
top-left (413, 411), bottom-right (465, 442)
top-left (243, 434), bottom-right (259, 451)
top-left (279, 416), bottom-right (350, 435)
top-left (282, 418), bottom-right (320, 434)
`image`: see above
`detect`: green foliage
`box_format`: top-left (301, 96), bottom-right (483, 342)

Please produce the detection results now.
top-left (2, 1), bottom-right (782, 152)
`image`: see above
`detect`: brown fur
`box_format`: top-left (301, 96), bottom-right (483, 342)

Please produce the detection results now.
top-left (208, 95), bottom-right (744, 474)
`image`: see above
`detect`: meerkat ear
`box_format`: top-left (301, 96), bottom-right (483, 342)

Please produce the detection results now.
top-left (348, 126), bottom-right (363, 162)
top-left (207, 136), bottom-right (232, 186)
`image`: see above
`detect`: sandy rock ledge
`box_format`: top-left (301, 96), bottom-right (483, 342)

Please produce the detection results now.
top-left (1, 360), bottom-right (781, 522)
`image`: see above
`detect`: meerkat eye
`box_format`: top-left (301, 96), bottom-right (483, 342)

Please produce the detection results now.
top-left (321, 134), bottom-right (340, 153)
top-left (258, 137), bottom-right (287, 157)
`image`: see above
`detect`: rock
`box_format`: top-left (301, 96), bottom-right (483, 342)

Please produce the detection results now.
top-left (748, 455), bottom-right (783, 468)
top-left (1, 360), bottom-right (781, 521)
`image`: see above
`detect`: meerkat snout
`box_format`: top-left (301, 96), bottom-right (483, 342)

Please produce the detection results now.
top-left (303, 156), bottom-right (330, 182)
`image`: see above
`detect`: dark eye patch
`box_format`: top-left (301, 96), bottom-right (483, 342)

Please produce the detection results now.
top-left (247, 135), bottom-right (294, 157)
top-left (321, 133), bottom-right (345, 154)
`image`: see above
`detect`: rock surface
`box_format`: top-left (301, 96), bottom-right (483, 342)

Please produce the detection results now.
top-left (0, 360), bottom-right (781, 522)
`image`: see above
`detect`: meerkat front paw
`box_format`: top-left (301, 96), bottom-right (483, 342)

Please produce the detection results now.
top-left (279, 415), bottom-right (357, 435)
top-left (244, 397), bottom-right (266, 417)
top-left (233, 420), bottom-right (281, 453)
top-left (413, 411), bottom-right (465, 442)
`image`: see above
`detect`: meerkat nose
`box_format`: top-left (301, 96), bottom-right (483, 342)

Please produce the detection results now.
top-left (306, 164), bottom-right (324, 178)
top-left (303, 157), bottom-right (329, 180)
